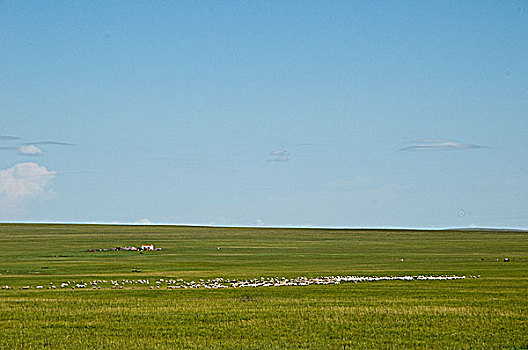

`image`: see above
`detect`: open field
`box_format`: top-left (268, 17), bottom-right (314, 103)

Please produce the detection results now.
top-left (0, 224), bottom-right (527, 349)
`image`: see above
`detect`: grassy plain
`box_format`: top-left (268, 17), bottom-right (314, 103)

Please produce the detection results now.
top-left (0, 223), bottom-right (526, 349)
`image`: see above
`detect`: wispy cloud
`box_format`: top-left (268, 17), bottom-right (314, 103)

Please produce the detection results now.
top-left (0, 137), bottom-right (72, 156)
top-left (400, 139), bottom-right (485, 151)
top-left (21, 141), bottom-right (73, 146)
top-left (18, 145), bottom-right (43, 156)
top-left (0, 163), bottom-right (56, 202)
top-left (268, 149), bottom-right (290, 162)
top-left (267, 156), bottom-right (289, 162)
top-left (135, 218), bottom-right (151, 224)
top-left (0, 135), bottom-right (19, 141)
top-left (0, 145), bottom-right (44, 155)
top-left (269, 150), bottom-right (288, 156)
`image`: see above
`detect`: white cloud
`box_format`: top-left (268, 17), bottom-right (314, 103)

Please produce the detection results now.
top-left (268, 149), bottom-right (290, 162)
top-left (18, 145), bottom-right (43, 155)
top-left (0, 163), bottom-right (56, 202)
top-left (400, 139), bottom-right (484, 151)
top-left (269, 150), bottom-right (288, 156)
top-left (135, 218), bottom-right (151, 224)
top-left (255, 219), bottom-right (264, 226)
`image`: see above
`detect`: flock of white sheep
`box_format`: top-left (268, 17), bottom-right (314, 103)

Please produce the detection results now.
top-left (1, 274), bottom-right (477, 291)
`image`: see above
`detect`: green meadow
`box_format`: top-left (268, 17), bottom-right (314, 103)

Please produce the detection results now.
top-left (0, 223), bottom-right (526, 349)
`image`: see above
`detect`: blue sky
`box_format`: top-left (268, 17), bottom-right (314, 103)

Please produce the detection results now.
top-left (1, 1), bottom-right (527, 228)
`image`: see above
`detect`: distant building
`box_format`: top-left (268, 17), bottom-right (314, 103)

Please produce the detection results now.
top-left (140, 244), bottom-right (154, 251)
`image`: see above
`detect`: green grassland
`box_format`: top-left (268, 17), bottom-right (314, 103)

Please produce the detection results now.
top-left (0, 223), bottom-right (526, 349)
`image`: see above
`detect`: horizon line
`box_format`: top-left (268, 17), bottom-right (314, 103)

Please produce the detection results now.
top-left (0, 221), bottom-right (526, 232)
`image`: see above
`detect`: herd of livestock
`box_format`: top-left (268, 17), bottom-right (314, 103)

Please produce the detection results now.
top-left (1, 274), bottom-right (476, 291)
